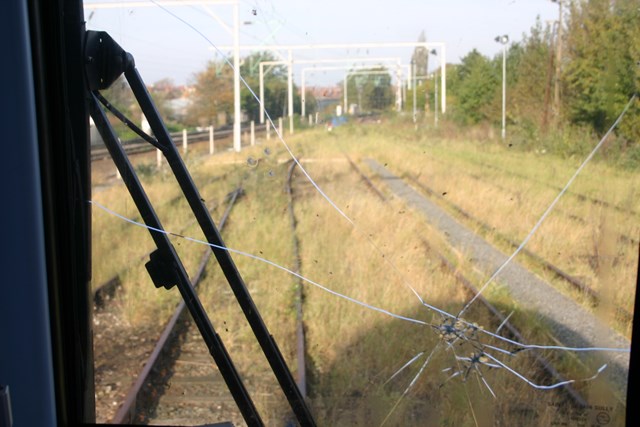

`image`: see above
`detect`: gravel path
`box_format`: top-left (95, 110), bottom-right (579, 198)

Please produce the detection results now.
top-left (365, 159), bottom-right (630, 399)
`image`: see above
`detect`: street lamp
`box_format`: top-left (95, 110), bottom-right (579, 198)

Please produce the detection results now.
top-left (495, 34), bottom-right (509, 140)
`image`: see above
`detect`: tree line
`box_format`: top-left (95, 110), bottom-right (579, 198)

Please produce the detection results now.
top-left (186, 51), bottom-right (320, 127)
top-left (188, 52), bottom-right (398, 122)
top-left (441, 0), bottom-right (639, 149)
top-left (101, 51), bottom-right (322, 133)
top-left (102, 0), bottom-right (637, 155)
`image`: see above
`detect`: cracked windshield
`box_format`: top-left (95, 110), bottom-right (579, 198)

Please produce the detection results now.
top-left (86, 0), bottom-right (638, 425)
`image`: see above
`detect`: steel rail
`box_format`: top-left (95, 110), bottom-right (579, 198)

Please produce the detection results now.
top-left (463, 170), bottom-right (639, 247)
top-left (407, 175), bottom-right (634, 324)
top-left (123, 62), bottom-right (315, 426)
top-left (346, 155), bottom-right (589, 406)
top-left (452, 163), bottom-right (639, 248)
top-left (112, 187), bottom-right (242, 424)
top-left (87, 29), bottom-right (315, 425)
top-left (422, 239), bottom-right (588, 407)
top-left (286, 160), bottom-right (308, 400)
top-left (92, 185), bottom-right (228, 309)
top-left (471, 158), bottom-right (640, 218)
top-left (344, 154), bottom-right (387, 201)
top-left (90, 124), bottom-right (268, 161)
top-left (91, 88), bottom-right (262, 424)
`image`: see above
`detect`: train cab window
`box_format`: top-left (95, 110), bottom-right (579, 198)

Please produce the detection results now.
top-left (4, 1), bottom-right (634, 426)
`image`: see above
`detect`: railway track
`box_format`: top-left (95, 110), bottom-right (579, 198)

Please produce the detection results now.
top-left (92, 178), bottom-right (231, 309)
top-left (343, 155), bottom-right (628, 407)
top-left (427, 156), bottom-right (638, 248)
top-left (90, 124), bottom-right (268, 162)
top-left (366, 157), bottom-right (629, 396)
top-left (92, 197), bottom-right (220, 308)
top-left (405, 175), bottom-right (634, 324)
top-left (461, 169), bottom-right (640, 247)
top-left (96, 187), bottom-right (242, 424)
top-left (95, 150), bottom-right (628, 425)
top-left (421, 239), bottom-right (589, 406)
top-left (104, 163), bottom-right (316, 425)
top-left (456, 156), bottom-right (639, 219)
top-left (285, 160), bottom-right (309, 399)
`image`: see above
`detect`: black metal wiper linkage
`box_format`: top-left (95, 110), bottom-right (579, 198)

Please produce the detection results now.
top-left (85, 30), bottom-right (316, 427)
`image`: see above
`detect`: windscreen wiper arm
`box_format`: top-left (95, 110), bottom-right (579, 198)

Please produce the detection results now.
top-left (85, 30), bottom-right (316, 427)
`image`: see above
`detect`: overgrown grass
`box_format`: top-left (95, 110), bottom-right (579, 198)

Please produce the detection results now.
top-left (91, 117), bottom-right (632, 425)
top-left (283, 124), bottom-right (627, 425)
top-left (91, 149), bottom-right (244, 326)
top-left (433, 114), bottom-right (640, 171)
top-left (321, 117), bottom-right (637, 336)
top-left (384, 132), bottom-right (637, 336)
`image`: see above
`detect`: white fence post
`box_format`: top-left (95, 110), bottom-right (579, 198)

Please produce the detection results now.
top-left (182, 129), bottom-right (187, 154)
top-left (250, 121), bottom-right (255, 146)
top-left (278, 117), bottom-right (283, 137)
top-left (156, 149), bottom-right (162, 168)
top-left (209, 125), bottom-right (214, 154)
top-left (266, 120), bottom-right (271, 140)
top-left (289, 115), bottom-right (294, 135)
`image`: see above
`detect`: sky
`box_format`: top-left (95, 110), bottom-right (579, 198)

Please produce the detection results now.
top-left (84, 0), bottom-right (561, 86)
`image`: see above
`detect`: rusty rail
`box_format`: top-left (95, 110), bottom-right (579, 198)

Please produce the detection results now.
top-left (91, 124), bottom-right (267, 161)
top-left (349, 157), bottom-right (589, 406)
top-left (92, 198), bottom-right (218, 309)
top-left (407, 175), bottom-right (633, 324)
top-left (92, 176), bottom-right (231, 308)
top-left (286, 160), bottom-right (308, 399)
top-left (471, 158), bottom-right (640, 218)
top-left (111, 187), bottom-right (243, 424)
top-left (423, 239), bottom-right (588, 407)
top-left (344, 154), bottom-right (387, 201)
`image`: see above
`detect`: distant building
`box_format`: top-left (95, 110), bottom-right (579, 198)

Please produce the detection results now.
top-left (308, 85), bottom-right (342, 114)
top-left (308, 85), bottom-right (342, 99)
